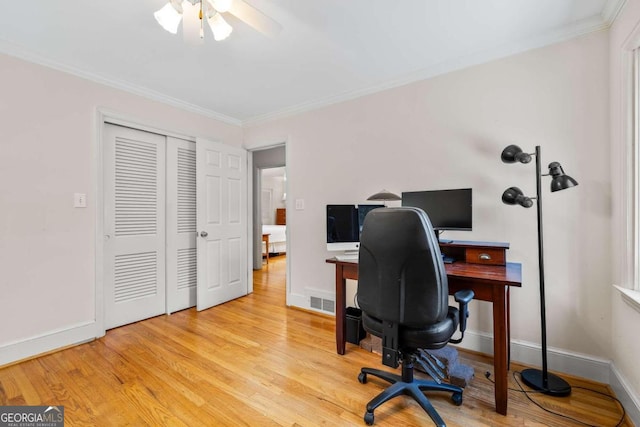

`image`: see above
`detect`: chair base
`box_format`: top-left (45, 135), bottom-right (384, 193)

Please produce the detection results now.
top-left (358, 365), bottom-right (463, 426)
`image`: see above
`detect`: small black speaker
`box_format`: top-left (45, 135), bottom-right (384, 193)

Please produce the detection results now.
top-left (346, 306), bottom-right (366, 344)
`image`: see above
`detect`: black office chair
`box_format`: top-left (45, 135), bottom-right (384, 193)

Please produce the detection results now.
top-left (356, 207), bottom-right (474, 426)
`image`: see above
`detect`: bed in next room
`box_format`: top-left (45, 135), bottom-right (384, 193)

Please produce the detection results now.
top-left (262, 208), bottom-right (287, 255)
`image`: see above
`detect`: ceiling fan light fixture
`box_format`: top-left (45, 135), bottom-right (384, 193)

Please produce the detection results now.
top-left (154, 0), bottom-right (279, 42)
top-left (154, 1), bottom-right (183, 34)
top-left (208, 12), bottom-right (233, 41)
top-left (182, 1), bottom-right (204, 43)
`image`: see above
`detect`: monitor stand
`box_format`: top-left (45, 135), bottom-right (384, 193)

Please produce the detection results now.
top-left (335, 250), bottom-right (359, 261)
top-left (435, 230), bottom-right (453, 244)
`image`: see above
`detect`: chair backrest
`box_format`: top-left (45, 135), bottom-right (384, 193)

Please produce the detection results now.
top-left (357, 207), bottom-right (449, 328)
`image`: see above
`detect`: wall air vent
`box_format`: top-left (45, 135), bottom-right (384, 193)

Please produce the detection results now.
top-left (310, 296), bottom-right (335, 314)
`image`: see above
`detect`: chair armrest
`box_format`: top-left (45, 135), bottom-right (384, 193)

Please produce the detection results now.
top-left (449, 289), bottom-right (474, 344)
top-left (454, 289), bottom-right (474, 305)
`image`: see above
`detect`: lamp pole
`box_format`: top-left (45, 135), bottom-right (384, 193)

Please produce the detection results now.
top-left (535, 146), bottom-right (549, 388)
top-left (520, 145), bottom-right (571, 396)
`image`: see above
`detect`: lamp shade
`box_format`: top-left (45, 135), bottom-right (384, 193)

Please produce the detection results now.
top-left (367, 189), bottom-right (401, 201)
top-left (548, 162), bottom-right (578, 192)
top-left (208, 12), bottom-right (233, 41)
top-left (501, 145), bottom-right (532, 164)
top-left (154, 2), bottom-right (183, 34)
top-left (501, 187), bottom-right (533, 208)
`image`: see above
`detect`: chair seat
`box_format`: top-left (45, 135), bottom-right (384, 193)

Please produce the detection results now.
top-left (362, 307), bottom-right (459, 350)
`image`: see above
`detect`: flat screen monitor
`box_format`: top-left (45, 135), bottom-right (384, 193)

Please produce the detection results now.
top-left (326, 204), bottom-right (384, 253)
top-left (357, 204), bottom-right (384, 237)
top-left (401, 188), bottom-right (472, 233)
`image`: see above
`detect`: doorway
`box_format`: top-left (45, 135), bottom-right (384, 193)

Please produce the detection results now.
top-left (261, 166), bottom-right (286, 262)
top-left (250, 145), bottom-right (287, 301)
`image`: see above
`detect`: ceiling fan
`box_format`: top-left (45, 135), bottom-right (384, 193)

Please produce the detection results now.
top-left (154, 0), bottom-right (282, 42)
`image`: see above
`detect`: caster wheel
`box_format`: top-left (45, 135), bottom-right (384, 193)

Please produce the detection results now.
top-left (364, 411), bottom-right (374, 425)
top-left (358, 372), bottom-right (367, 384)
top-left (452, 392), bottom-right (463, 406)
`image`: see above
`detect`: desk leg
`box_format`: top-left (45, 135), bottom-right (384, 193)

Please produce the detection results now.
top-left (492, 285), bottom-right (509, 415)
top-left (335, 265), bottom-right (346, 355)
top-left (507, 287), bottom-right (511, 370)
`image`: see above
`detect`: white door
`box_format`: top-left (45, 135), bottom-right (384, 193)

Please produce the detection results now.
top-left (196, 138), bottom-right (248, 311)
top-left (103, 124), bottom-right (166, 329)
top-left (166, 137), bottom-right (197, 313)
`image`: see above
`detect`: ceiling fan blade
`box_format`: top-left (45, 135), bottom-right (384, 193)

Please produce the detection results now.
top-left (227, 0), bottom-right (282, 37)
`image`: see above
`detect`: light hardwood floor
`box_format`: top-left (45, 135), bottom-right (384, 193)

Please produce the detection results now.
top-left (0, 255), bottom-right (631, 426)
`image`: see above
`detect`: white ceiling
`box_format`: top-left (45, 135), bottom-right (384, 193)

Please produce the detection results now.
top-left (0, 0), bottom-right (625, 125)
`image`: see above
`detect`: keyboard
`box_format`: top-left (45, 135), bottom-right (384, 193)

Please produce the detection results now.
top-left (335, 253), bottom-right (359, 261)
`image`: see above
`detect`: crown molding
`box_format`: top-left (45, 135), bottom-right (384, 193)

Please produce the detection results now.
top-left (242, 14), bottom-right (610, 128)
top-left (1, 1), bottom-right (623, 131)
top-left (0, 39), bottom-right (242, 127)
top-left (602, 0), bottom-right (628, 25)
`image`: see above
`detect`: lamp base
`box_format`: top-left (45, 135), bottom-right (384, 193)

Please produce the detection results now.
top-left (520, 368), bottom-right (571, 396)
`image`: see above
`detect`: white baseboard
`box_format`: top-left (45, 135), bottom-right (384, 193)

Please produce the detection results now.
top-left (0, 321), bottom-right (96, 367)
top-left (610, 363), bottom-right (640, 426)
top-left (456, 330), bottom-right (611, 382)
top-left (452, 330), bottom-right (640, 423)
top-left (288, 292), bottom-right (308, 310)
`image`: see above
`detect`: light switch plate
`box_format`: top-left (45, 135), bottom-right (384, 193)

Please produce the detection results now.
top-left (74, 193), bottom-right (87, 208)
top-left (295, 198), bottom-right (305, 210)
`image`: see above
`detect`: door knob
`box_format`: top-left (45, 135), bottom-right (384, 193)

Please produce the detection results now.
top-left (200, 231), bottom-right (208, 237)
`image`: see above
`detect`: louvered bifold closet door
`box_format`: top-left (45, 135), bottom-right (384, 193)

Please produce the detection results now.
top-left (103, 124), bottom-right (166, 329)
top-left (166, 137), bottom-right (197, 313)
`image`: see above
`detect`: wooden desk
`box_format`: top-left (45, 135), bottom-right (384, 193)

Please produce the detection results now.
top-left (326, 257), bottom-right (522, 416)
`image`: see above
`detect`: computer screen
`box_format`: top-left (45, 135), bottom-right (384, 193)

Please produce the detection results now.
top-left (401, 188), bottom-right (472, 231)
top-left (326, 204), bottom-right (358, 249)
top-left (326, 204), bottom-right (384, 252)
top-left (357, 204), bottom-right (385, 237)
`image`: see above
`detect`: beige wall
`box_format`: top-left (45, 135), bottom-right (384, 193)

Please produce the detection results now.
top-left (609, 0), bottom-right (640, 409)
top-left (0, 53), bottom-right (242, 348)
top-left (244, 30), bottom-right (611, 361)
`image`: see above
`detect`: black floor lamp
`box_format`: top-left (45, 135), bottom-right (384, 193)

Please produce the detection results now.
top-left (500, 144), bottom-right (578, 396)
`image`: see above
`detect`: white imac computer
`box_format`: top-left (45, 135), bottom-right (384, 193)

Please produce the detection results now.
top-left (326, 204), bottom-right (384, 260)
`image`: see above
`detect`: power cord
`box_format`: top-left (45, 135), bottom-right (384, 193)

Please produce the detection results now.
top-left (484, 371), bottom-right (626, 427)
top-left (483, 371), bottom-right (544, 393)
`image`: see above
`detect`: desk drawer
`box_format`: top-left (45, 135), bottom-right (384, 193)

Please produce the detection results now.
top-left (465, 248), bottom-right (506, 265)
